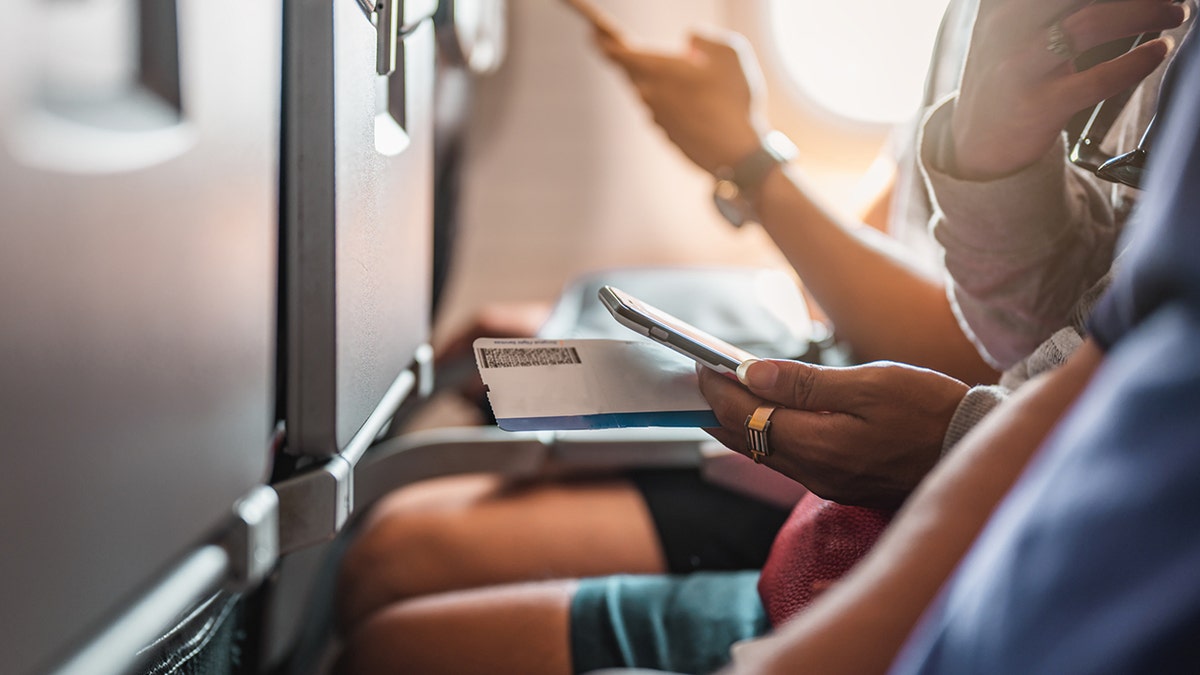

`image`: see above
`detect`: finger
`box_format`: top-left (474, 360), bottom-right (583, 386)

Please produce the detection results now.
top-left (1005, 1), bottom-right (1182, 77)
top-left (736, 359), bottom-right (871, 413)
top-left (1054, 35), bottom-right (1172, 112)
top-left (599, 42), bottom-right (687, 78)
top-left (697, 365), bottom-right (761, 428)
top-left (1061, 0), bottom-right (1187, 57)
top-left (984, 0), bottom-right (1175, 53)
top-left (1025, 0), bottom-right (1095, 33)
top-left (703, 407), bottom-right (861, 467)
top-left (699, 364), bottom-right (872, 462)
top-left (561, 0), bottom-right (625, 45)
top-left (687, 31), bottom-right (742, 60)
top-left (702, 425), bottom-right (744, 455)
top-left (986, 0), bottom-right (1092, 40)
top-left (593, 30), bottom-right (628, 54)
top-left (688, 30), bottom-right (764, 87)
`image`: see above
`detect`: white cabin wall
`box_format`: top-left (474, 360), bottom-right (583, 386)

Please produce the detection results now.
top-left (435, 0), bottom-right (885, 342)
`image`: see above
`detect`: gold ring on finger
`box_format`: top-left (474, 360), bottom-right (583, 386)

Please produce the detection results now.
top-left (744, 404), bottom-right (778, 464)
top-left (1046, 21), bottom-right (1075, 60)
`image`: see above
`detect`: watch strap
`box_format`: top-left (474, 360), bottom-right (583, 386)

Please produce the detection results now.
top-left (713, 131), bottom-right (797, 228)
top-left (728, 131), bottom-right (797, 197)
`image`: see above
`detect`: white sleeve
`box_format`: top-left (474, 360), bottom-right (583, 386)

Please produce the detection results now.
top-left (917, 97), bottom-right (1120, 369)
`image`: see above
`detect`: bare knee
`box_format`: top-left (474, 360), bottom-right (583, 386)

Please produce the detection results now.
top-left (336, 473), bottom-right (662, 631)
top-left (337, 475), bottom-right (507, 629)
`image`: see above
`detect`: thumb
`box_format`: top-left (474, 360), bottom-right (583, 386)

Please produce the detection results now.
top-left (688, 29), bottom-right (766, 95)
top-left (691, 32), bottom-right (724, 65)
top-left (688, 30), bottom-right (752, 63)
top-left (737, 359), bottom-right (862, 412)
top-left (595, 26), bottom-right (632, 59)
top-left (688, 30), bottom-right (739, 55)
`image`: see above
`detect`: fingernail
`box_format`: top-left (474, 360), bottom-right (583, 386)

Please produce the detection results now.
top-left (737, 359), bottom-right (778, 389)
top-left (736, 359), bottom-right (757, 384)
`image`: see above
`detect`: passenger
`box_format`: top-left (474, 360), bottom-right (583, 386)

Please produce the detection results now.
top-left (335, 1), bottom-right (1188, 672)
top-left (721, 30), bottom-right (1200, 672)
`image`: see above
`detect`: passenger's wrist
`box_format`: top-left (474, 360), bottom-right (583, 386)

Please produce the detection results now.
top-left (712, 131), bottom-right (798, 228)
top-left (708, 121), bottom-right (772, 175)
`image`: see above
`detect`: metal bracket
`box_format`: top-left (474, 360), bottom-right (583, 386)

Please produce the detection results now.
top-left (356, 0), bottom-right (376, 17)
top-left (273, 454), bottom-right (353, 555)
top-left (375, 0), bottom-right (399, 75)
top-left (353, 426), bottom-right (713, 510)
top-left (413, 342), bottom-right (435, 399)
top-left (354, 427), bottom-right (550, 510)
top-left (221, 485), bottom-right (280, 590)
top-left (359, 0), bottom-right (438, 76)
top-left (273, 365), bottom-right (419, 554)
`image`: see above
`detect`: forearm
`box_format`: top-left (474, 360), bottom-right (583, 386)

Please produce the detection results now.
top-left (922, 98), bottom-right (1120, 370)
top-left (933, 152), bottom-right (1117, 368)
top-left (755, 166), bottom-right (998, 385)
top-left (727, 340), bottom-right (1103, 675)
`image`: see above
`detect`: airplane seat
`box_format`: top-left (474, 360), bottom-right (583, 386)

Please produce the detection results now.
top-left (0, 0), bottom-right (282, 673)
top-left (1, 0), bottom-right (458, 670)
top-left (251, 2), bottom-right (512, 673)
top-left (252, 0), bottom-right (441, 670)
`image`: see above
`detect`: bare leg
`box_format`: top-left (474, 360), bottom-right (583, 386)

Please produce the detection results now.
top-left (338, 579), bottom-right (578, 675)
top-left (337, 473), bottom-right (665, 629)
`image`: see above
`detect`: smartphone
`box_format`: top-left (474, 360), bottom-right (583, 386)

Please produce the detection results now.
top-left (560, 0), bottom-right (625, 44)
top-left (598, 285), bottom-right (758, 374)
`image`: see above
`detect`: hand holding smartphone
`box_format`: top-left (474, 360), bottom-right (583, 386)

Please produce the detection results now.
top-left (599, 285), bottom-right (758, 375)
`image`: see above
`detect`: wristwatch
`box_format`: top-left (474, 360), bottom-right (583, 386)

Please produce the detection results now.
top-left (713, 131), bottom-right (798, 228)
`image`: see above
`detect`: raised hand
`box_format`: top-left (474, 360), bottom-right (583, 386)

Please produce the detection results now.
top-left (595, 30), bottom-right (770, 174)
top-left (952, 0), bottom-right (1186, 180)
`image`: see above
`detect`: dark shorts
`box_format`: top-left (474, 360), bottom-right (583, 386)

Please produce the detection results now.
top-left (626, 468), bottom-right (791, 573)
top-left (570, 571), bottom-right (766, 674)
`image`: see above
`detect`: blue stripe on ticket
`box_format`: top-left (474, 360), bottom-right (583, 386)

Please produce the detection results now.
top-left (497, 409), bottom-right (719, 432)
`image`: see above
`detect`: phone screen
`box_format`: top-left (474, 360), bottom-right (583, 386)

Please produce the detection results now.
top-left (599, 285), bottom-right (757, 374)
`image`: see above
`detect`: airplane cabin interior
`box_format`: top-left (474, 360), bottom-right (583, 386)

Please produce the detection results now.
top-left (5, 0), bottom-right (1194, 673)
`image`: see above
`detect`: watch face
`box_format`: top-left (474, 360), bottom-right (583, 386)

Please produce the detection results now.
top-left (763, 130), bottom-right (799, 163)
top-left (713, 180), bottom-right (749, 228)
top-left (714, 178), bottom-right (741, 202)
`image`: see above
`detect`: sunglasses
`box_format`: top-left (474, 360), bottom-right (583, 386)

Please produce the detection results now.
top-left (1070, 91), bottom-right (1156, 191)
top-left (1067, 31), bottom-right (1167, 190)
top-left (1070, 100), bottom-right (1155, 190)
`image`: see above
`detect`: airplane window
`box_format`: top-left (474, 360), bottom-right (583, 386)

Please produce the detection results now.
top-left (765, 0), bottom-right (953, 125)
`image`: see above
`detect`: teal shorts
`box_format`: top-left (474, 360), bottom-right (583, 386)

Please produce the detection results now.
top-left (569, 571), bottom-right (767, 674)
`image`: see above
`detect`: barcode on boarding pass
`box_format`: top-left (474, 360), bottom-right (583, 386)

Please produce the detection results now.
top-left (478, 346), bottom-right (582, 369)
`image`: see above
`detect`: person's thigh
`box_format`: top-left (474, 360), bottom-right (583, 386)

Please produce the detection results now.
top-left (338, 473), bottom-right (666, 627)
top-left (339, 578), bottom-right (579, 675)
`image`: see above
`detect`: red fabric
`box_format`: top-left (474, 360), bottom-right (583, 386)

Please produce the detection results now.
top-left (757, 491), bottom-right (894, 626)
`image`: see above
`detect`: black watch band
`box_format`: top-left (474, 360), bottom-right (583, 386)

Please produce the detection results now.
top-left (713, 131), bottom-right (797, 228)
